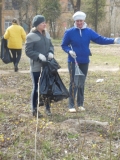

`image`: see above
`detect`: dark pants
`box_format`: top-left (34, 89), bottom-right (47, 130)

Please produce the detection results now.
top-left (31, 72), bottom-right (50, 111)
top-left (10, 49), bottom-right (22, 66)
top-left (68, 62), bottom-right (89, 108)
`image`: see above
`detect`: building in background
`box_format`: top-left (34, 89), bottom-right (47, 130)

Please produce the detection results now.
top-left (1, 0), bottom-right (29, 35)
top-left (1, 0), bottom-right (73, 36)
top-left (2, 0), bottom-right (19, 35)
top-left (1, 0), bottom-right (120, 37)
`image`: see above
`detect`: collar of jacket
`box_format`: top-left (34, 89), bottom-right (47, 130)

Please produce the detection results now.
top-left (12, 23), bottom-right (18, 25)
top-left (74, 22), bottom-right (87, 37)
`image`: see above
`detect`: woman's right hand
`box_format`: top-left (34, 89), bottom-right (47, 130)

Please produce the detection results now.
top-left (69, 50), bottom-right (76, 58)
top-left (38, 54), bottom-right (46, 61)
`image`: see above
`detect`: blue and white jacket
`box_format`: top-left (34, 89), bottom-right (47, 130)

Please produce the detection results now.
top-left (61, 23), bottom-right (114, 63)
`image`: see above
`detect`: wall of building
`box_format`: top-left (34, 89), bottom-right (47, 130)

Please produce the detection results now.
top-left (1, 0), bottom-right (19, 35)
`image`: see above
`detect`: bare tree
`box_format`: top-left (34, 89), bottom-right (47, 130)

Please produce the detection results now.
top-left (13, 0), bottom-right (38, 32)
top-left (41, 0), bottom-right (61, 39)
top-left (85, 0), bottom-right (106, 32)
top-left (0, 0), bottom-right (2, 36)
top-left (70, 0), bottom-right (81, 12)
top-left (1, 0), bottom-right (61, 36)
top-left (94, 0), bottom-right (98, 32)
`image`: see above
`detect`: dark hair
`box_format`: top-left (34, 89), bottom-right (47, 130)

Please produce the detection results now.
top-left (12, 18), bottom-right (18, 24)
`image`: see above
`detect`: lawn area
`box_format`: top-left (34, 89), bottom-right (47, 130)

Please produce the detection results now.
top-left (0, 42), bottom-right (120, 160)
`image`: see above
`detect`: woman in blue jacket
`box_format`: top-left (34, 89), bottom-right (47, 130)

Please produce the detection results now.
top-left (61, 11), bottom-right (120, 113)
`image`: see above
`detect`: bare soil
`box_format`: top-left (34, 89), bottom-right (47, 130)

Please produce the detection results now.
top-left (0, 44), bottom-right (120, 160)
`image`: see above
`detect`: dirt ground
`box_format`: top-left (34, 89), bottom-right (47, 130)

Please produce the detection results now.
top-left (0, 44), bottom-right (120, 160)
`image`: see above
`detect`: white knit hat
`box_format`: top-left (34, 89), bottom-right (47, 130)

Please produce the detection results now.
top-left (72, 11), bottom-right (86, 21)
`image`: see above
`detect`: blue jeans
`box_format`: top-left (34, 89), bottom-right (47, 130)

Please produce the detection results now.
top-left (31, 72), bottom-right (50, 111)
top-left (68, 62), bottom-right (89, 108)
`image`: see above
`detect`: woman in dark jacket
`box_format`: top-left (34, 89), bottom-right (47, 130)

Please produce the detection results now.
top-left (25, 15), bottom-right (54, 117)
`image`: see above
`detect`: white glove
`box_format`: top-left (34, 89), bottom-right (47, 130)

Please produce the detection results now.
top-left (69, 50), bottom-right (76, 58)
top-left (48, 52), bottom-right (54, 60)
top-left (38, 54), bottom-right (46, 61)
top-left (114, 37), bottom-right (120, 44)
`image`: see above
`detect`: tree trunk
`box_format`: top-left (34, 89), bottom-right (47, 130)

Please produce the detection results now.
top-left (70, 0), bottom-right (81, 13)
top-left (0, 0), bottom-right (2, 36)
top-left (95, 0), bottom-right (98, 32)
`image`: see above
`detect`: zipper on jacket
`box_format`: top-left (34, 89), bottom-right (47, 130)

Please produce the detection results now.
top-left (43, 35), bottom-right (47, 55)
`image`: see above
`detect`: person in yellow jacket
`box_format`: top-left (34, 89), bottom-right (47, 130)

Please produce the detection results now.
top-left (4, 18), bottom-right (26, 72)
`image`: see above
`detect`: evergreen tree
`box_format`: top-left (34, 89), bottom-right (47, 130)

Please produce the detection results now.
top-left (41, 0), bottom-right (61, 39)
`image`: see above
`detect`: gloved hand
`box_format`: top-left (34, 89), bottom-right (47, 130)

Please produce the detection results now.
top-left (69, 50), bottom-right (76, 58)
top-left (48, 52), bottom-right (54, 60)
top-left (114, 37), bottom-right (120, 44)
top-left (38, 54), bottom-right (46, 62)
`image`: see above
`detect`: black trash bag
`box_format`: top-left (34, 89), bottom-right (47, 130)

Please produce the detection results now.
top-left (0, 37), bottom-right (13, 64)
top-left (42, 58), bottom-right (61, 73)
top-left (40, 60), bottom-right (69, 102)
top-left (48, 58), bottom-right (61, 73)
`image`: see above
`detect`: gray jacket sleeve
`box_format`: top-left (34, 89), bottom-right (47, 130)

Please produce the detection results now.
top-left (25, 33), bottom-right (40, 61)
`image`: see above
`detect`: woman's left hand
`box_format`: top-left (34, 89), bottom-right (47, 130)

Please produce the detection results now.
top-left (48, 52), bottom-right (54, 60)
top-left (114, 37), bottom-right (120, 44)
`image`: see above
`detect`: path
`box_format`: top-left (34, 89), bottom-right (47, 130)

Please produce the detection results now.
top-left (0, 65), bottom-right (119, 74)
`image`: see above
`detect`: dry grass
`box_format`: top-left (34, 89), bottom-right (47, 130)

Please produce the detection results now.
top-left (0, 42), bottom-right (120, 160)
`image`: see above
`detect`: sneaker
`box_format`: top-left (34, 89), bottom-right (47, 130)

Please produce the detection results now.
top-left (78, 106), bottom-right (85, 111)
top-left (45, 108), bottom-right (52, 116)
top-left (68, 108), bottom-right (76, 113)
top-left (33, 109), bottom-right (43, 118)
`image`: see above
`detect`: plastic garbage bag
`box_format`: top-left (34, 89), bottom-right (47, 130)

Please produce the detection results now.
top-left (96, 79), bottom-right (104, 83)
top-left (40, 59), bottom-right (69, 102)
top-left (46, 58), bottom-right (61, 73)
top-left (0, 37), bottom-right (13, 64)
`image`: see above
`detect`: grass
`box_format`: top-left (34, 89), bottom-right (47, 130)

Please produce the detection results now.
top-left (0, 42), bottom-right (120, 159)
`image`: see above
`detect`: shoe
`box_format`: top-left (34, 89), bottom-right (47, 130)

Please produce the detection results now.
top-left (45, 108), bottom-right (52, 116)
top-left (33, 109), bottom-right (43, 118)
top-left (68, 108), bottom-right (76, 113)
top-left (39, 102), bottom-right (44, 106)
top-left (78, 106), bottom-right (85, 111)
